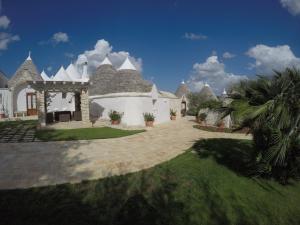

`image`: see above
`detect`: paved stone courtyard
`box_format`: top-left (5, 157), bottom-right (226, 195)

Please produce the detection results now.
top-left (0, 117), bottom-right (251, 189)
top-left (0, 123), bottom-right (38, 143)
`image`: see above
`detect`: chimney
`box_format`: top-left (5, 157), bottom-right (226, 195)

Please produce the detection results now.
top-left (82, 62), bottom-right (89, 80)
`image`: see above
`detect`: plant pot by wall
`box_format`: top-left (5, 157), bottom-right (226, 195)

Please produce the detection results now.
top-left (145, 121), bottom-right (154, 127)
top-left (200, 120), bottom-right (206, 126)
top-left (171, 115), bottom-right (176, 120)
top-left (218, 121), bottom-right (225, 129)
top-left (111, 120), bottom-right (120, 125)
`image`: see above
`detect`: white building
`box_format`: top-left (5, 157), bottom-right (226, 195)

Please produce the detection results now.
top-left (89, 57), bottom-right (180, 126)
top-left (0, 53), bottom-right (183, 127)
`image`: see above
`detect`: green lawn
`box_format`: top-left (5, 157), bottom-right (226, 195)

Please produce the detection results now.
top-left (36, 127), bottom-right (144, 141)
top-left (1, 138), bottom-right (300, 225)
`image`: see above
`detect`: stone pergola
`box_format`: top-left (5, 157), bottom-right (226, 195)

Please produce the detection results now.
top-left (29, 80), bottom-right (90, 127)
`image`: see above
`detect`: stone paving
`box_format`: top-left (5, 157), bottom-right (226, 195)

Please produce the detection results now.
top-left (0, 117), bottom-right (251, 190)
top-left (0, 123), bottom-right (38, 143)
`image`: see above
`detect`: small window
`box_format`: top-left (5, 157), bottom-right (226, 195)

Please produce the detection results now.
top-left (62, 92), bottom-right (67, 99)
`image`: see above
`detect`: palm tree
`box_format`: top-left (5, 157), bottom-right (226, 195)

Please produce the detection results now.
top-left (224, 68), bottom-right (300, 183)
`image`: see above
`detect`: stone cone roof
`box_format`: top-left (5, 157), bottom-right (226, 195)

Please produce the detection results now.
top-left (0, 70), bottom-right (8, 88)
top-left (89, 64), bottom-right (118, 95)
top-left (8, 58), bottom-right (42, 88)
top-left (199, 85), bottom-right (218, 102)
top-left (90, 65), bottom-right (152, 96)
top-left (175, 82), bottom-right (189, 98)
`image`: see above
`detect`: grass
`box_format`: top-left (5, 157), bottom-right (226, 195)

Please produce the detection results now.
top-left (0, 120), bottom-right (144, 141)
top-left (1, 138), bottom-right (300, 225)
top-left (36, 127), bottom-right (145, 141)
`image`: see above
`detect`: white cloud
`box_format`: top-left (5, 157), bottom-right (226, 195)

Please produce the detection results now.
top-left (187, 55), bottom-right (248, 94)
top-left (280, 0), bottom-right (300, 15)
top-left (0, 15), bottom-right (10, 29)
top-left (0, 32), bottom-right (20, 50)
top-left (47, 66), bottom-right (53, 72)
top-left (222, 52), bottom-right (236, 59)
top-left (39, 32), bottom-right (69, 45)
top-left (75, 39), bottom-right (142, 74)
top-left (65, 52), bottom-right (75, 58)
top-left (246, 44), bottom-right (300, 74)
top-left (183, 32), bottom-right (207, 40)
top-left (52, 32), bottom-right (69, 43)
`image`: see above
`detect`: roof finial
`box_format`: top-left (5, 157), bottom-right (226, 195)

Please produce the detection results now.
top-left (223, 88), bottom-right (227, 95)
top-left (181, 79), bottom-right (185, 84)
top-left (26, 51), bottom-right (32, 61)
top-left (204, 82), bottom-right (209, 87)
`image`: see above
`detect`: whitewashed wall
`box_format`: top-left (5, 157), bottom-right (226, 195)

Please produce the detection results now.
top-left (16, 87), bottom-right (35, 112)
top-left (0, 88), bottom-right (12, 117)
top-left (90, 95), bottom-right (172, 126)
top-left (155, 97), bottom-right (171, 123)
top-left (47, 92), bottom-right (75, 112)
top-left (169, 98), bottom-right (182, 118)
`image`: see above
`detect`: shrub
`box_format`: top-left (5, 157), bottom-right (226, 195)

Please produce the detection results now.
top-left (109, 110), bottom-right (123, 122)
top-left (222, 68), bottom-right (300, 183)
top-left (199, 100), bottom-right (222, 110)
top-left (198, 113), bottom-right (207, 121)
top-left (143, 113), bottom-right (155, 122)
top-left (170, 109), bottom-right (177, 116)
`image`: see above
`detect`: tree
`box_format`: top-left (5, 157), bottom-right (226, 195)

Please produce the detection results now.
top-left (223, 68), bottom-right (300, 183)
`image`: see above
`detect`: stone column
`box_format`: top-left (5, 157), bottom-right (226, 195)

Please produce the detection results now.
top-left (37, 90), bottom-right (46, 127)
top-left (80, 88), bottom-right (90, 123)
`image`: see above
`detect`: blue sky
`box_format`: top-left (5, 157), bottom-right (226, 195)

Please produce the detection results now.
top-left (0, 0), bottom-right (299, 93)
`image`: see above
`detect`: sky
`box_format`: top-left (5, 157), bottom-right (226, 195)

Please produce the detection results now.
top-left (0, 0), bottom-right (299, 94)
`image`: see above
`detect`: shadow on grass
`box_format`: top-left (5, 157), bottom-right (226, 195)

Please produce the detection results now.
top-left (0, 169), bottom-right (191, 225)
top-left (193, 138), bottom-right (255, 177)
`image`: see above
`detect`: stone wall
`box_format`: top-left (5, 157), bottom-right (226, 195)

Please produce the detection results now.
top-left (81, 89), bottom-right (90, 122)
top-left (37, 90), bottom-right (46, 126)
top-left (198, 108), bottom-right (231, 128)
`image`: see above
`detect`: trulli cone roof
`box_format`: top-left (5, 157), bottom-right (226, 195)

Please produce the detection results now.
top-left (41, 70), bottom-right (51, 81)
top-left (100, 57), bottom-right (112, 66)
top-left (66, 63), bottom-right (81, 80)
top-left (8, 54), bottom-right (42, 88)
top-left (175, 80), bottom-right (190, 98)
top-left (0, 70), bottom-right (8, 88)
top-left (53, 66), bottom-right (72, 81)
top-left (199, 84), bottom-right (218, 102)
top-left (118, 57), bottom-right (137, 71)
top-left (89, 64), bottom-right (152, 95)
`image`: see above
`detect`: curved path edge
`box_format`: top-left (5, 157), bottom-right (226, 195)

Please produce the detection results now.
top-left (0, 118), bottom-right (251, 190)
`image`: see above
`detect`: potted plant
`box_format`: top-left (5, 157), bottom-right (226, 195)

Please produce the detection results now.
top-left (0, 105), bottom-right (5, 119)
top-left (170, 109), bottom-right (177, 120)
top-left (216, 119), bottom-right (225, 131)
top-left (198, 113), bottom-right (207, 125)
top-left (143, 113), bottom-right (155, 127)
top-left (109, 110), bottom-right (123, 125)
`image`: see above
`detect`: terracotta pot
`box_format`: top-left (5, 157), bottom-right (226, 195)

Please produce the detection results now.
top-left (218, 121), bottom-right (225, 129)
top-left (145, 121), bottom-right (154, 127)
top-left (111, 120), bottom-right (120, 125)
top-left (200, 120), bottom-right (206, 126)
top-left (0, 113), bottom-right (5, 119)
top-left (171, 115), bottom-right (176, 120)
